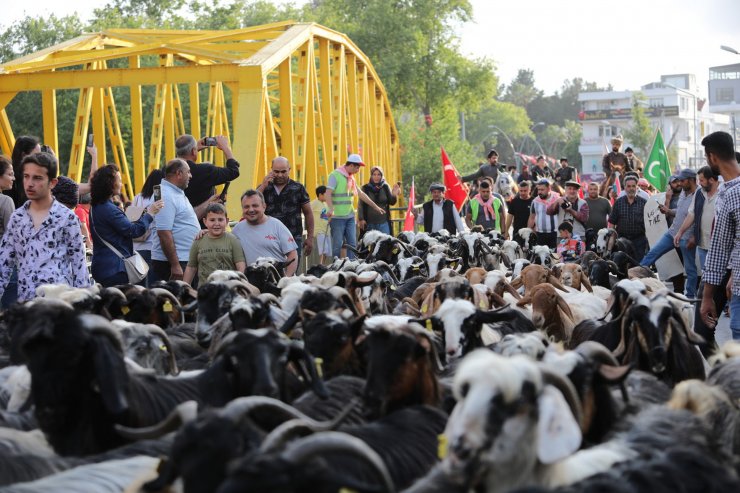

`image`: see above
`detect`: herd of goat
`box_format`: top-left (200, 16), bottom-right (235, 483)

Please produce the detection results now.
top-left (0, 226), bottom-right (738, 492)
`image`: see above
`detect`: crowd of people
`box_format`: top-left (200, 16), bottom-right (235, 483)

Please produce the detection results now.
top-left (0, 130), bottom-right (739, 344)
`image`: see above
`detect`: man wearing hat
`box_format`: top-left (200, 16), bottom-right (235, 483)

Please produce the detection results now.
top-left (528, 178), bottom-right (563, 248)
top-left (325, 154), bottom-right (386, 259)
top-left (554, 157), bottom-right (577, 190)
top-left (601, 134), bottom-right (630, 178)
top-left (640, 168), bottom-right (699, 298)
top-left (547, 180), bottom-right (589, 238)
top-left (462, 149), bottom-right (503, 184)
top-left (414, 183), bottom-right (465, 234)
top-left (625, 147), bottom-right (643, 173)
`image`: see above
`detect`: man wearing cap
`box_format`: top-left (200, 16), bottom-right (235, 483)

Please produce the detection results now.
top-left (528, 178), bottom-right (563, 249)
top-left (462, 149), bottom-right (503, 184)
top-left (325, 154), bottom-right (385, 259)
top-left (601, 135), bottom-right (630, 192)
top-left (554, 158), bottom-right (577, 190)
top-left (414, 183), bottom-right (465, 234)
top-left (700, 131), bottom-right (740, 342)
top-left (640, 168), bottom-right (698, 297)
top-left (547, 180), bottom-right (589, 239)
top-left (609, 175), bottom-right (648, 262)
top-left (663, 175), bottom-right (683, 228)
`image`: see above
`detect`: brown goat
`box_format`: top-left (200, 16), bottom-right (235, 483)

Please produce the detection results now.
top-left (510, 264), bottom-right (569, 295)
top-left (464, 267), bottom-right (488, 286)
top-left (551, 263), bottom-right (593, 292)
top-left (517, 283), bottom-right (574, 342)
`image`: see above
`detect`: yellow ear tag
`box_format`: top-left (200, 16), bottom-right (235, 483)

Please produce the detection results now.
top-left (390, 285), bottom-right (397, 291)
top-left (392, 248), bottom-right (399, 254)
top-left (121, 306), bottom-right (130, 315)
top-left (450, 262), bottom-right (457, 268)
top-left (425, 319), bottom-right (433, 332)
top-left (437, 434), bottom-right (448, 459)
top-left (421, 303), bottom-right (428, 313)
top-left (479, 300), bottom-right (486, 309)
top-left (159, 344), bottom-right (168, 352)
top-left (314, 357), bottom-right (324, 379)
top-left (163, 301), bottom-right (173, 313)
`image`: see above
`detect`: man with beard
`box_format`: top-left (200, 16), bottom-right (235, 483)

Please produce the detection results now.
top-left (640, 168), bottom-right (698, 296)
top-left (624, 147), bottom-right (644, 173)
top-left (232, 189), bottom-right (298, 276)
top-left (547, 180), bottom-right (589, 239)
top-left (506, 180), bottom-right (534, 242)
top-left (464, 179), bottom-right (507, 233)
top-left (554, 157), bottom-right (577, 190)
top-left (602, 134), bottom-right (630, 177)
top-left (584, 182), bottom-right (611, 232)
top-left (663, 175), bottom-right (682, 228)
top-left (701, 131), bottom-right (740, 342)
top-left (257, 156), bottom-right (314, 265)
top-left (608, 175), bottom-right (648, 261)
top-left (462, 149), bottom-right (503, 184)
top-left (675, 166), bottom-right (720, 271)
top-left (530, 155), bottom-right (555, 182)
top-left (528, 179), bottom-right (563, 248)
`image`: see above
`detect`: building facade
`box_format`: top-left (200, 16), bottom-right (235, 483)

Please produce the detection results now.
top-left (707, 63), bottom-right (740, 148)
top-left (578, 74), bottom-right (729, 178)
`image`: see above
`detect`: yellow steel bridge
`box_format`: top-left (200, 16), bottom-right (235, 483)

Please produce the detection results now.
top-left (0, 22), bottom-right (401, 218)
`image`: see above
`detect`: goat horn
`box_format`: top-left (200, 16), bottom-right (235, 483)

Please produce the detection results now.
top-left (260, 398), bottom-right (360, 453)
top-left (103, 286), bottom-right (127, 301)
top-left (78, 314), bottom-right (125, 353)
top-left (219, 395), bottom-right (313, 422)
top-left (114, 400), bottom-right (198, 440)
top-left (282, 431), bottom-right (396, 493)
top-left (575, 341), bottom-right (620, 367)
top-left (144, 324), bottom-right (179, 375)
top-left (376, 261), bottom-right (401, 285)
top-left (539, 367), bottom-right (584, 432)
top-left (342, 243), bottom-right (362, 255)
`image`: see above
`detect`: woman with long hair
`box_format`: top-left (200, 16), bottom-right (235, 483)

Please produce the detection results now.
top-left (89, 165), bottom-right (163, 287)
top-left (358, 166), bottom-right (400, 235)
top-left (130, 169), bottom-right (163, 286)
top-left (0, 156), bottom-right (17, 308)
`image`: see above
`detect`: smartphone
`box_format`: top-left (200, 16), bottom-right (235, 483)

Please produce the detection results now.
top-left (153, 185), bottom-right (161, 201)
top-left (219, 182), bottom-right (231, 202)
top-left (87, 134), bottom-right (94, 147)
top-left (203, 137), bottom-right (218, 147)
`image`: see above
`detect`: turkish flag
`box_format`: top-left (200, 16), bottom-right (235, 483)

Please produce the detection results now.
top-left (611, 171), bottom-right (622, 205)
top-left (404, 177), bottom-right (416, 232)
top-left (441, 147), bottom-right (469, 211)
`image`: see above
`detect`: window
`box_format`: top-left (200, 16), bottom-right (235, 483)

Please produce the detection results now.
top-left (597, 101), bottom-right (610, 110)
top-left (680, 97), bottom-right (688, 111)
top-left (649, 98), bottom-right (664, 107)
top-left (598, 125), bottom-right (619, 137)
top-left (717, 87), bottom-right (735, 103)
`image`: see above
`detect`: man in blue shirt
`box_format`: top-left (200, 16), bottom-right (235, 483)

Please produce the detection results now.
top-left (151, 159), bottom-right (201, 282)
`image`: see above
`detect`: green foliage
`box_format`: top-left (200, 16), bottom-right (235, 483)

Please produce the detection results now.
top-left (463, 100), bottom-right (532, 165)
top-left (0, 15), bottom-right (83, 62)
top-left (624, 92), bottom-right (653, 157)
top-left (501, 69), bottom-right (542, 108)
top-left (527, 77), bottom-right (611, 126)
top-left (397, 104), bottom-right (476, 198)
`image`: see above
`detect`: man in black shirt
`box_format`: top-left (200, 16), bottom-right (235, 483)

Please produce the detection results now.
top-left (530, 156), bottom-right (555, 182)
top-left (257, 156), bottom-right (314, 265)
top-left (175, 134), bottom-right (240, 212)
top-left (554, 157), bottom-right (576, 190)
top-left (505, 180), bottom-right (534, 242)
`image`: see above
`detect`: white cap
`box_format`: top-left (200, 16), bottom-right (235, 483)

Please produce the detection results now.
top-left (346, 153), bottom-right (365, 167)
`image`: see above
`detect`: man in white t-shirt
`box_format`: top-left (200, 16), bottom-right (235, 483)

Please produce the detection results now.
top-left (231, 189), bottom-right (298, 276)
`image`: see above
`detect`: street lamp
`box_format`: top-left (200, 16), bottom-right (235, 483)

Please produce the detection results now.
top-left (487, 124), bottom-right (519, 170)
top-left (663, 82), bottom-right (698, 168)
top-left (721, 45), bottom-right (739, 55)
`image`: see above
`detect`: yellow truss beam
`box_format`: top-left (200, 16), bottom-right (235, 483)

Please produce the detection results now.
top-left (0, 23), bottom-right (400, 221)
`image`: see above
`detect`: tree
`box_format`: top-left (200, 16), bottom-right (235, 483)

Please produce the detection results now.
top-left (624, 92), bottom-right (652, 157)
top-left (463, 100), bottom-right (532, 165)
top-left (501, 69), bottom-right (542, 108)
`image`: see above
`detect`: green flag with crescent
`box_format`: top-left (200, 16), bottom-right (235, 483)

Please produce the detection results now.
top-left (644, 129), bottom-right (671, 192)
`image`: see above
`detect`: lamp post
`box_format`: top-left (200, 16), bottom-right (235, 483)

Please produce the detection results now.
top-left (663, 82), bottom-right (698, 168)
top-left (518, 122), bottom-right (546, 160)
top-left (721, 45), bottom-right (739, 55)
top-left (487, 124), bottom-right (519, 170)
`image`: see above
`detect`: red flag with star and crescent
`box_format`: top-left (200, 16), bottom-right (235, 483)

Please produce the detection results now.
top-left (441, 147), bottom-right (469, 211)
top-left (403, 177), bottom-right (416, 231)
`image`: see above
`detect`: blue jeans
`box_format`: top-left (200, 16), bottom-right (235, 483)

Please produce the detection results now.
top-left (0, 268), bottom-right (18, 309)
top-left (640, 232), bottom-right (676, 268)
top-left (367, 222), bottom-right (390, 234)
top-left (697, 247), bottom-right (708, 271)
top-left (330, 216), bottom-right (357, 259)
top-left (730, 294), bottom-right (740, 340)
top-left (679, 238), bottom-right (697, 298)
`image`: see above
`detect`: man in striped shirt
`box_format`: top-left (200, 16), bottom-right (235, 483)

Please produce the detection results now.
top-left (528, 179), bottom-right (562, 249)
top-left (700, 132), bottom-right (740, 340)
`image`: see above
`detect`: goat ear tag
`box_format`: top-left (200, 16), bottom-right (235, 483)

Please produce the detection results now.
top-left (537, 386), bottom-right (581, 464)
top-left (121, 306), bottom-right (130, 315)
top-left (437, 434), bottom-right (448, 459)
top-left (390, 285), bottom-right (397, 291)
top-left (425, 319), bottom-right (433, 332)
top-left (393, 248), bottom-right (399, 254)
top-left (162, 301), bottom-right (173, 313)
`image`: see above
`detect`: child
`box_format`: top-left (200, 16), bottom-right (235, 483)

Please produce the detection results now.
top-left (311, 185), bottom-right (331, 264)
top-left (556, 221), bottom-right (585, 262)
top-left (184, 203), bottom-right (246, 286)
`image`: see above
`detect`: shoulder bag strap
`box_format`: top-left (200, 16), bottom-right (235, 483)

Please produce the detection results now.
top-left (89, 208), bottom-right (125, 259)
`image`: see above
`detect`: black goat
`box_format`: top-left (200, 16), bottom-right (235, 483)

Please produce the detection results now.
top-left (16, 302), bottom-right (327, 456)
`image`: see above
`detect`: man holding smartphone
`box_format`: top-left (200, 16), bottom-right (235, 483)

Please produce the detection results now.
top-left (174, 134), bottom-right (239, 216)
